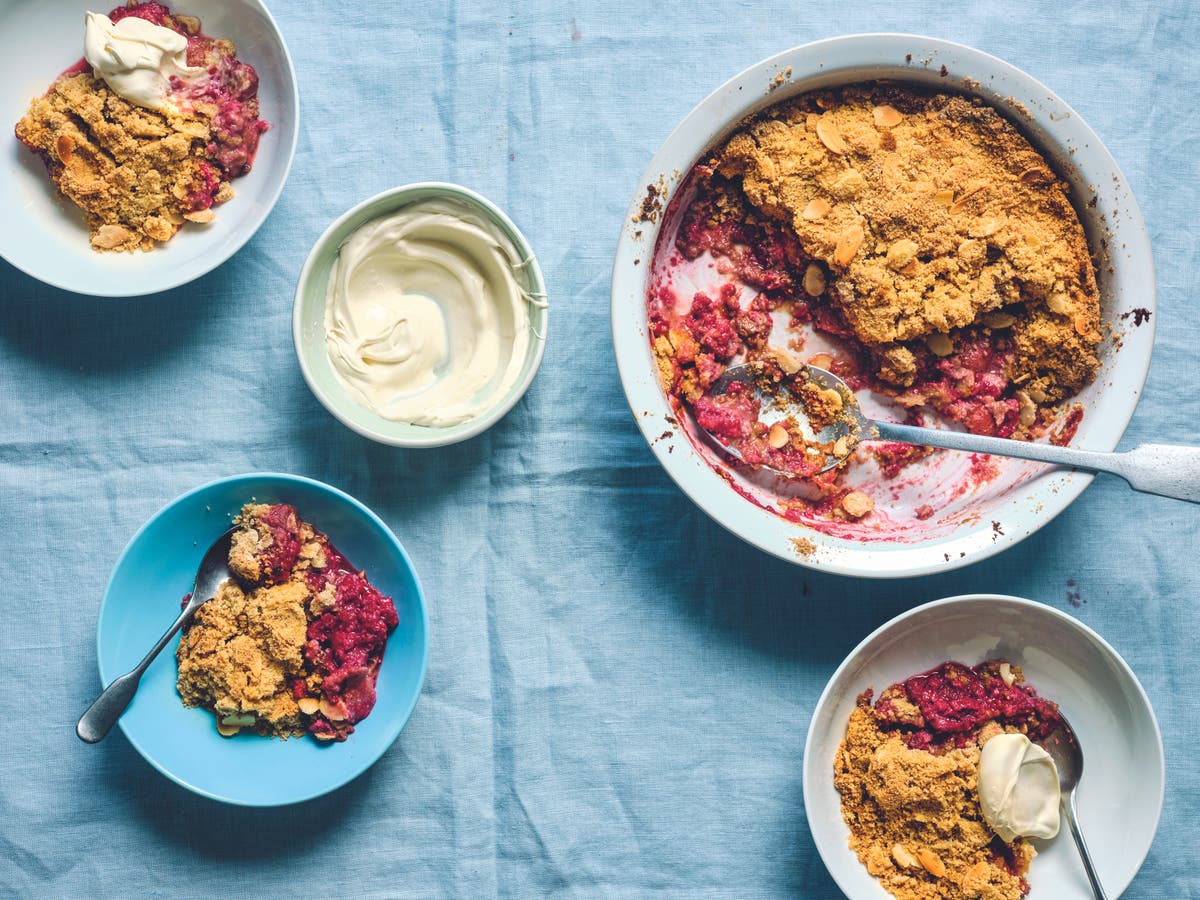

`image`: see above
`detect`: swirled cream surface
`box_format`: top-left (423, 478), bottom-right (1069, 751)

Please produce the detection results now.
top-left (978, 732), bottom-right (1061, 843)
top-left (83, 11), bottom-right (206, 113)
top-left (325, 198), bottom-right (542, 427)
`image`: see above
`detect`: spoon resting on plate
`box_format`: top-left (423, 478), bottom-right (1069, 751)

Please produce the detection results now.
top-left (76, 528), bottom-right (235, 744)
top-left (703, 363), bottom-right (1200, 504)
top-left (1040, 713), bottom-right (1108, 899)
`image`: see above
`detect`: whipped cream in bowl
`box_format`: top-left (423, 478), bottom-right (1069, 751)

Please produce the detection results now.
top-left (295, 184), bottom-right (548, 447)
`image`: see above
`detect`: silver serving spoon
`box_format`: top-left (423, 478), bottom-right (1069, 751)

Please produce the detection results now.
top-left (76, 528), bottom-right (235, 744)
top-left (1041, 715), bottom-right (1108, 899)
top-left (705, 364), bottom-right (1200, 503)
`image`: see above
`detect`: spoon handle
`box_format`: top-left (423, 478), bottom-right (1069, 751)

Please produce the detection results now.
top-left (1062, 792), bottom-right (1108, 899)
top-left (872, 422), bottom-right (1200, 504)
top-left (76, 600), bottom-right (196, 744)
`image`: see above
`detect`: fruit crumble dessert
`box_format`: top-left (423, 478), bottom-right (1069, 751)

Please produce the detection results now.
top-left (649, 83), bottom-right (1099, 518)
top-left (14, 1), bottom-right (268, 252)
top-left (834, 660), bottom-right (1064, 900)
top-left (176, 503), bottom-right (399, 742)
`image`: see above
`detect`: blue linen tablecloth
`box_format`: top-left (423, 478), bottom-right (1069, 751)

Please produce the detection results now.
top-left (1, 0), bottom-right (1197, 896)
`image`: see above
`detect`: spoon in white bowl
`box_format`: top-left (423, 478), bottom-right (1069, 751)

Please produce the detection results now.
top-left (1041, 714), bottom-right (1108, 899)
top-left (704, 363), bottom-right (1200, 503)
top-left (76, 528), bottom-right (235, 744)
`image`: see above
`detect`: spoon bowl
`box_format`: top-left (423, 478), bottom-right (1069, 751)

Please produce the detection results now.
top-left (702, 363), bottom-right (1200, 504)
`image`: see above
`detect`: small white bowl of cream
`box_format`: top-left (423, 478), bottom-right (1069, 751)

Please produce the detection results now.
top-left (294, 183), bottom-right (548, 446)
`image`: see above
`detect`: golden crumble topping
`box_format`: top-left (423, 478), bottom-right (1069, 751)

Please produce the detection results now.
top-left (14, 73), bottom-right (229, 252)
top-left (835, 702), bottom-right (1035, 900)
top-left (713, 84), bottom-right (1101, 401)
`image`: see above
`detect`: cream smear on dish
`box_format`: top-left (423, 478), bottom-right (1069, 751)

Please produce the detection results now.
top-left (324, 198), bottom-right (543, 428)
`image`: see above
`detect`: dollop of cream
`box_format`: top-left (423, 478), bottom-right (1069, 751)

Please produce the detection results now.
top-left (978, 733), bottom-right (1061, 843)
top-left (325, 198), bottom-right (544, 427)
top-left (83, 11), bottom-right (205, 112)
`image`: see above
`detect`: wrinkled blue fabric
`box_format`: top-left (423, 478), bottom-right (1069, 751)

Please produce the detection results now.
top-left (1, 0), bottom-right (1197, 896)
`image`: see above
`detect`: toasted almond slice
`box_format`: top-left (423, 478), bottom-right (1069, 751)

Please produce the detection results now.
top-left (873, 104), bottom-right (903, 127)
top-left (1074, 313), bottom-right (1093, 336)
top-left (91, 224), bottom-right (135, 250)
top-left (982, 311), bottom-right (1016, 329)
top-left (808, 353), bottom-right (833, 370)
top-left (933, 189), bottom-right (955, 207)
top-left (320, 698), bottom-right (347, 722)
top-left (833, 224), bottom-right (864, 267)
top-left (885, 238), bottom-right (918, 271)
top-left (216, 721), bottom-right (241, 737)
top-left (832, 436), bottom-right (849, 458)
top-left (774, 349), bottom-right (803, 375)
top-left (802, 197), bottom-right (832, 220)
top-left (999, 662), bottom-right (1016, 686)
top-left (925, 333), bottom-right (954, 357)
top-left (220, 713), bottom-right (256, 727)
top-left (1015, 392), bottom-right (1037, 428)
top-left (767, 424), bottom-right (790, 449)
top-left (297, 697), bottom-right (320, 715)
top-left (55, 134), bottom-right (74, 163)
top-left (918, 848), bottom-right (946, 878)
top-left (183, 208), bottom-right (216, 224)
top-left (1046, 292), bottom-right (1072, 315)
top-left (842, 490), bottom-right (874, 518)
top-left (891, 843), bottom-right (919, 869)
top-left (803, 262), bottom-right (826, 297)
top-left (816, 116), bottom-right (849, 154)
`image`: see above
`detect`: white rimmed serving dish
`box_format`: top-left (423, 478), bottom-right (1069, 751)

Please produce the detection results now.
top-left (610, 35), bottom-right (1156, 577)
top-left (803, 593), bottom-right (1163, 898)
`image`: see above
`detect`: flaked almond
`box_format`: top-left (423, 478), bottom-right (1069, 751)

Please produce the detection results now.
top-left (933, 189), bottom-right (955, 207)
top-left (816, 116), bottom-right (848, 154)
top-left (1019, 166), bottom-right (1051, 184)
top-left (1015, 391), bottom-right (1037, 428)
top-left (832, 435), bottom-right (850, 459)
top-left (999, 662), bottom-right (1016, 686)
top-left (767, 423), bottom-right (790, 449)
top-left (174, 13), bottom-right (201, 34)
top-left (833, 223), bottom-right (864, 267)
top-left (925, 333), bottom-right (954, 357)
top-left (55, 134), bottom-right (74, 163)
top-left (1074, 313), bottom-right (1093, 336)
top-left (808, 353), bottom-right (834, 370)
top-left (143, 216), bottom-right (173, 242)
top-left (774, 349), bottom-right (803, 375)
top-left (950, 184), bottom-right (990, 215)
top-left (216, 721), bottom-right (241, 737)
top-left (969, 216), bottom-right (1003, 238)
top-left (183, 208), bottom-right (216, 224)
top-left (802, 197), bottom-right (832, 220)
top-left (918, 848), bottom-right (946, 878)
top-left (220, 713), bottom-right (256, 727)
top-left (1046, 291), bottom-right (1072, 315)
top-left (891, 843), bottom-right (919, 869)
top-left (297, 697), bottom-right (320, 715)
top-left (873, 104), bottom-right (903, 128)
top-left (982, 311), bottom-right (1016, 329)
top-left (91, 224), bottom-right (135, 250)
top-left (313, 730), bottom-right (338, 741)
top-left (885, 238), bottom-right (918, 271)
top-left (214, 182), bottom-right (235, 204)
top-left (842, 490), bottom-right (874, 518)
top-left (803, 262), bottom-right (826, 297)
top-left (320, 698), bottom-right (347, 722)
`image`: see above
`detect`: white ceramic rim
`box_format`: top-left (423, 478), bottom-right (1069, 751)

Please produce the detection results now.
top-left (800, 593), bottom-right (1165, 898)
top-left (292, 181), bottom-right (549, 448)
top-left (610, 34), bottom-right (1156, 578)
top-left (0, 0), bottom-right (300, 297)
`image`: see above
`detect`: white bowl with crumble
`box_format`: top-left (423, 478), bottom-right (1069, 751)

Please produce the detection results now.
top-left (0, 0), bottom-right (298, 296)
top-left (610, 35), bottom-right (1155, 577)
top-left (802, 594), bottom-right (1163, 898)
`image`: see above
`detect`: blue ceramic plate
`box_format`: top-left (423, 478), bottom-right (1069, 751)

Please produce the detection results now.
top-left (95, 473), bottom-right (428, 806)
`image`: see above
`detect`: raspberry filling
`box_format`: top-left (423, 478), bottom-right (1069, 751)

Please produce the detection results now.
top-left (251, 504), bottom-right (398, 742)
top-left (873, 660), bottom-right (1063, 752)
top-left (106, 1), bottom-right (269, 184)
